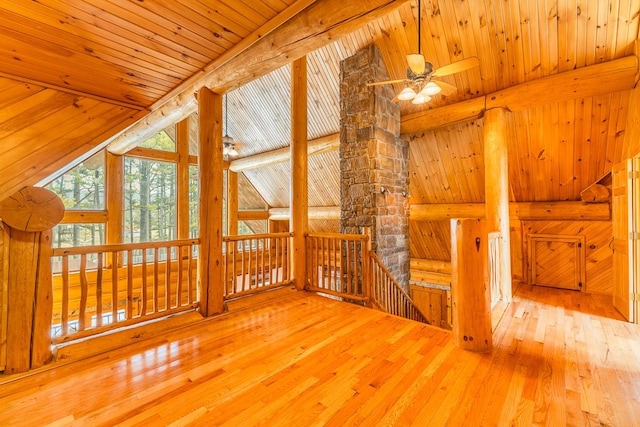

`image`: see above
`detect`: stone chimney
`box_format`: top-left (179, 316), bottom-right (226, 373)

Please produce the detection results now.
top-left (339, 44), bottom-right (410, 287)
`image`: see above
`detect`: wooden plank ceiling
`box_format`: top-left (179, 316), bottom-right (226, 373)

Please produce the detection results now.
top-left (0, 1), bottom-right (639, 247)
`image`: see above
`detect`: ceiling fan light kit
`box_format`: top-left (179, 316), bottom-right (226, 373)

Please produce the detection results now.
top-left (398, 86), bottom-right (418, 100)
top-left (366, 0), bottom-right (479, 105)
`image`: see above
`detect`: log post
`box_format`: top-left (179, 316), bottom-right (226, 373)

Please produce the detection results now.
top-left (198, 88), bottom-right (225, 316)
top-left (106, 152), bottom-right (124, 245)
top-left (451, 219), bottom-right (492, 352)
top-left (484, 107), bottom-right (512, 302)
top-left (0, 186), bottom-right (63, 373)
top-left (228, 171), bottom-right (239, 236)
top-left (176, 117), bottom-right (191, 240)
top-left (290, 57), bottom-right (308, 290)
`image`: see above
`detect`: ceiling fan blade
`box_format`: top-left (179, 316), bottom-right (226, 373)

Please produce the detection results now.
top-left (432, 57), bottom-right (480, 77)
top-left (366, 79), bottom-right (410, 86)
top-left (406, 53), bottom-right (426, 74)
top-left (433, 81), bottom-right (457, 95)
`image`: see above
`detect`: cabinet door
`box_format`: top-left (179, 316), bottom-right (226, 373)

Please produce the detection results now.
top-left (530, 235), bottom-right (584, 291)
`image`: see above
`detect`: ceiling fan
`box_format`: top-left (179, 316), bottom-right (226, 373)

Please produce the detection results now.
top-left (367, 0), bottom-right (479, 104)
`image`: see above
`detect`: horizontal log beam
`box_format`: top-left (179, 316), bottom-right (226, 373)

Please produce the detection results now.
top-left (410, 202), bottom-right (611, 221)
top-left (61, 210), bottom-right (108, 224)
top-left (410, 258), bottom-right (452, 274)
top-left (401, 55), bottom-right (639, 134)
top-left (229, 133), bottom-right (339, 172)
top-left (238, 211), bottom-right (270, 221)
top-left (108, 0), bottom-right (408, 155)
top-left (269, 206), bottom-right (340, 221)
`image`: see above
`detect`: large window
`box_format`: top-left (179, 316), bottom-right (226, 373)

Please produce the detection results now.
top-left (124, 157), bottom-right (177, 243)
top-left (47, 151), bottom-right (105, 210)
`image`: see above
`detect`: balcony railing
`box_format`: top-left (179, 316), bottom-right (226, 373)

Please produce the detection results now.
top-left (223, 232), bottom-right (292, 299)
top-left (51, 239), bottom-right (199, 343)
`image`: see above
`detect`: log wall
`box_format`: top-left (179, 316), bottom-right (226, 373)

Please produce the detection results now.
top-left (522, 220), bottom-right (613, 295)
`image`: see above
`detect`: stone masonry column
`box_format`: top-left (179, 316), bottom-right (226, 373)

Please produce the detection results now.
top-left (340, 45), bottom-right (410, 287)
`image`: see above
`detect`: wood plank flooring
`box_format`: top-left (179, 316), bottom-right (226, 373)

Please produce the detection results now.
top-left (0, 284), bottom-right (639, 426)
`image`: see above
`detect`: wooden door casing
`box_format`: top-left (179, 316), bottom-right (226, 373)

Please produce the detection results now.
top-left (612, 159), bottom-right (633, 322)
top-left (529, 234), bottom-right (585, 291)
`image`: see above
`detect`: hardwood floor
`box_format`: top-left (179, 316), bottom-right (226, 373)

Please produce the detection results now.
top-left (1, 284), bottom-right (639, 426)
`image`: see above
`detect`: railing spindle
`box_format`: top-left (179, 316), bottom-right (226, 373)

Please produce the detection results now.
top-left (127, 249), bottom-right (133, 319)
top-left (61, 255), bottom-right (69, 336)
top-left (79, 254), bottom-right (87, 331)
top-left (141, 249), bottom-right (148, 316)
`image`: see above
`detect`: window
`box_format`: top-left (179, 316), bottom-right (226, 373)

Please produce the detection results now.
top-left (124, 157), bottom-right (177, 243)
top-left (137, 130), bottom-right (176, 152)
top-left (46, 151), bottom-right (105, 210)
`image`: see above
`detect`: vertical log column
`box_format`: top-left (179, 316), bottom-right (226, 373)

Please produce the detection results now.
top-left (106, 152), bottom-right (124, 245)
top-left (176, 117), bottom-right (191, 240)
top-left (451, 219), bottom-right (492, 352)
top-left (0, 186), bottom-right (63, 373)
top-left (228, 171), bottom-right (239, 236)
top-left (291, 57), bottom-right (308, 290)
top-left (484, 107), bottom-right (513, 301)
top-left (198, 88), bottom-right (225, 316)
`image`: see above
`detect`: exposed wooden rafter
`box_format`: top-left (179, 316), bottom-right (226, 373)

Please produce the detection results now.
top-left (107, 0), bottom-right (409, 155)
top-left (229, 133), bottom-right (339, 172)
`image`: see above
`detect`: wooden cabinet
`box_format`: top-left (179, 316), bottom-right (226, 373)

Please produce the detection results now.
top-left (410, 284), bottom-right (452, 330)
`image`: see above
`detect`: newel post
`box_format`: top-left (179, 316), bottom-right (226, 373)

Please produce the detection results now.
top-left (451, 218), bottom-right (492, 352)
top-left (0, 186), bottom-right (63, 373)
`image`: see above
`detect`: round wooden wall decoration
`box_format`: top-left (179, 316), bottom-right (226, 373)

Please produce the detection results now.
top-left (0, 186), bottom-right (65, 232)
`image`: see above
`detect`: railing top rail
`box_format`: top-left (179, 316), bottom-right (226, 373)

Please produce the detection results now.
top-left (52, 238), bottom-right (200, 257)
top-left (306, 232), bottom-right (369, 241)
top-left (223, 232), bottom-right (293, 242)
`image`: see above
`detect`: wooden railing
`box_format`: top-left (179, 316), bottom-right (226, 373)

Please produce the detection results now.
top-left (305, 232), bottom-right (370, 302)
top-left (223, 233), bottom-right (292, 299)
top-left (370, 252), bottom-right (429, 323)
top-left (488, 231), bottom-right (501, 308)
top-left (51, 239), bottom-right (199, 343)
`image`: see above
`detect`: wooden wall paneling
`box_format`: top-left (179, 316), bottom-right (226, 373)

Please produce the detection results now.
top-left (547, 103), bottom-right (561, 201)
top-left (624, 83), bottom-right (640, 158)
top-left (0, 222), bottom-right (7, 372)
top-left (612, 159), bottom-right (633, 319)
top-left (409, 220), bottom-right (451, 261)
top-left (560, 0), bottom-right (578, 73)
top-left (613, 90), bottom-right (630, 163)
top-left (466, 1), bottom-right (498, 93)
top-left (573, 96), bottom-right (586, 197)
top-left (504, 0), bottom-right (525, 87)
top-left (558, 101), bottom-right (573, 201)
top-left (508, 110), bottom-right (529, 201)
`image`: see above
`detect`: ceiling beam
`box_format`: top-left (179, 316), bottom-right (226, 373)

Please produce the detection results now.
top-left (228, 133), bottom-right (339, 172)
top-left (401, 55), bottom-right (639, 134)
top-left (410, 202), bottom-right (611, 221)
top-left (107, 0), bottom-right (408, 155)
top-left (269, 206), bottom-right (340, 221)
